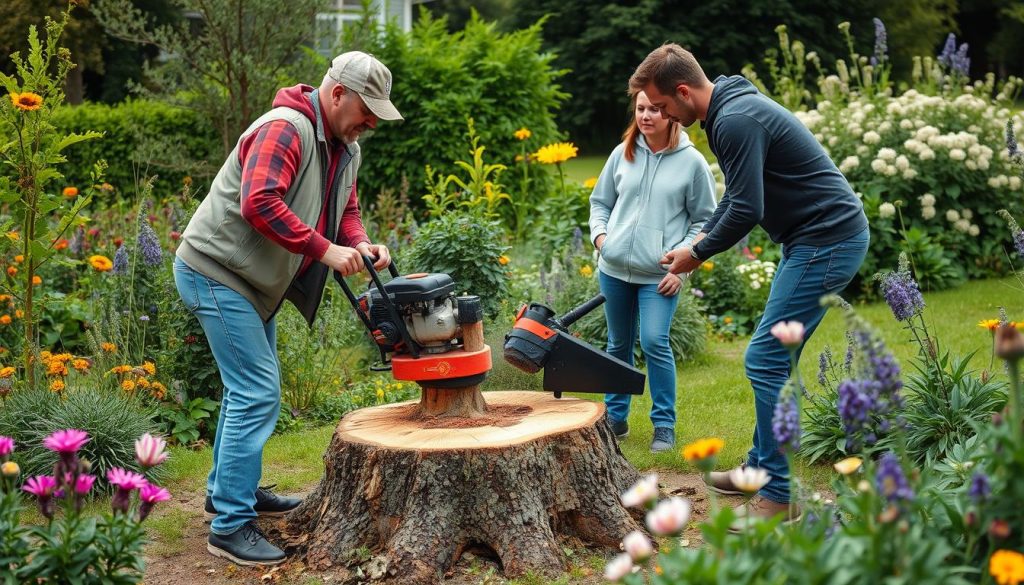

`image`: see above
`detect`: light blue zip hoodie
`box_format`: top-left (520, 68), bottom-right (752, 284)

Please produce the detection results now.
top-left (589, 133), bottom-right (717, 284)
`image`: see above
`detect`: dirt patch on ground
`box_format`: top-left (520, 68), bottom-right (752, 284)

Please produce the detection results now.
top-left (142, 471), bottom-right (746, 585)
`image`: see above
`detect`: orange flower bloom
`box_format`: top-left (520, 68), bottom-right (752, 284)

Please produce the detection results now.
top-left (10, 92), bottom-right (43, 111)
top-left (50, 379), bottom-right (65, 392)
top-left (62, 186), bottom-right (78, 198)
top-left (979, 319), bottom-right (1001, 332)
top-left (89, 255), bottom-right (113, 272)
top-left (0, 315), bottom-right (10, 326)
top-left (54, 239), bottom-right (69, 251)
top-left (31, 275), bottom-right (41, 285)
top-left (13, 255), bottom-right (23, 264)
top-left (682, 438), bottom-right (725, 462)
top-left (6, 267), bottom-right (16, 277)
top-left (142, 361), bottom-right (156, 376)
top-left (72, 358), bottom-right (90, 372)
top-left (498, 255), bottom-right (510, 266)
top-left (100, 342), bottom-right (117, 353)
top-left (0, 366), bottom-right (15, 378)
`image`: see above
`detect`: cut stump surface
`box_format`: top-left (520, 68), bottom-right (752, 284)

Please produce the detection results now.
top-left (282, 390), bottom-right (643, 584)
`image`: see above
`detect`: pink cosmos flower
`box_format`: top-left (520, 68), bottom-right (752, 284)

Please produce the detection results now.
top-left (770, 320), bottom-right (806, 348)
top-left (134, 433), bottom-right (168, 468)
top-left (139, 482), bottom-right (171, 504)
top-left (645, 496), bottom-right (692, 536)
top-left (43, 429), bottom-right (90, 453)
top-left (22, 475), bottom-right (57, 498)
top-left (0, 436), bottom-right (13, 458)
top-left (106, 467), bottom-right (147, 491)
top-left (74, 474), bottom-right (97, 495)
top-left (622, 530), bottom-right (654, 561)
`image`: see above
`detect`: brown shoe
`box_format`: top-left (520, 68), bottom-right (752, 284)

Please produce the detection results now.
top-left (705, 465), bottom-right (746, 496)
top-left (729, 496), bottom-right (801, 532)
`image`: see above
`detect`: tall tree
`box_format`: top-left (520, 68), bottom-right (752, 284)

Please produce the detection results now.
top-left (92, 0), bottom-right (328, 154)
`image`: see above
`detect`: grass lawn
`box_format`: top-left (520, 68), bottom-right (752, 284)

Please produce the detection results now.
top-left (165, 276), bottom-right (1024, 500)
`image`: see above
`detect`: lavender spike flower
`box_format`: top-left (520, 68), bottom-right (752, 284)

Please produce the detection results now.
top-left (138, 220), bottom-right (163, 266)
top-left (112, 245), bottom-right (129, 275)
top-left (952, 42), bottom-right (971, 77)
top-left (875, 254), bottom-right (925, 322)
top-left (938, 33), bottom-right (956, 68)
top-left (1007, 120), bottom-right (1020, 159)
top-left (875, 452), bottom-right (914, 504)
top-left (998, 210), bottom-right (1024, 257)
top-left (818, 345), bottom-right (832, 387)
top-left (772, 381), bottom-right (801, 451)
top-left (871, 18), bottom-right (888, 66)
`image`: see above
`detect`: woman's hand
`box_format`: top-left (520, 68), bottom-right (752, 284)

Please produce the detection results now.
top-left (656, 272), bottom-right (683, 297)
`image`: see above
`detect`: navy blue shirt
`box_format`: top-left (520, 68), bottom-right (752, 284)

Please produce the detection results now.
top-left (691, 76), bottom-right (867, 260)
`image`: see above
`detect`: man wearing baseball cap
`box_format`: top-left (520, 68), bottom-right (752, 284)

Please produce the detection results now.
top-left (174, 51), bottom-right (401, 566)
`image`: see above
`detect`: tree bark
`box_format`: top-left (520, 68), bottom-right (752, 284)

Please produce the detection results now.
top-left (282, 391), bottom-right (643, 584)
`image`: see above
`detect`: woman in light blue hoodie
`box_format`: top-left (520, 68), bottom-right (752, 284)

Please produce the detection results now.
top-left (589, 90), bottom-right (717, 453)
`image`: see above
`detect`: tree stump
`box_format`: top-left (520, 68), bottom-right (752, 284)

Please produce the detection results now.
top-left (416, 320), bottom-right (487, 419)
top-left (282, 391), bottom-right (643, 584)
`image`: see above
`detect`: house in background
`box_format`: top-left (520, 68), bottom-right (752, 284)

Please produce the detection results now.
top-left (316, 0), bottom-right (434, 56)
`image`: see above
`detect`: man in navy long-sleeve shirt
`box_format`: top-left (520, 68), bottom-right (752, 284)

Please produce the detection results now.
top-left (629, 43), bottom-right (869, 528)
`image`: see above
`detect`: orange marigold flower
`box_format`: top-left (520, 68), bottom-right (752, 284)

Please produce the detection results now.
top-left (72, 358), bottom-right (90, 372)
top-left (62, 186), bottom-right (78, 198)
top-left (100, 342), bottom-right (117, 353)
top-left (10, 92), bottom-right (43, 111)
top-left (50, 379), bottom-right (65, 392)
top-left (13, 310), bottom-right (22, 319)
top-left (109, 365), bottom-right (132, 375)
top-left (142, 361), bottom-right (156, 376)
top-left (136, 378), bottom-right (151, 389)
top-left (6, 267), bottom-right (16, 277)
top-left (753, 246), bottom-right (763, 254)
top-left (498, 255), bottom-right (510, 266)
top-left (13, 255), bottom-right (23, 264)
top-left (991, 549), bottom-right (1024, 585)
top-left (89, 255), bottom-right (113, 272)
top-left (46, 361), bottom-right (68, 377)
top-left (0, 366), bottom-right (15, 378)
top-left (682, 438), bottom-right (725, 462)
top-left (121, 379), bottom-right (136, 392)
top-left (54, 239), bottom-right (69, 251)
top-left (54, 352), bottom-right (73, 363)
top-left (0, 315), bottom-right (11, 326)
top-left (31, 275), bottom-right (41, 285)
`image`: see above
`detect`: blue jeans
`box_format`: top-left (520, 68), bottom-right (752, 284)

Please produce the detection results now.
top-left (173, 257), bottom-right (282, 535)
top-left (600, 271), bottom-right (680, 430)
top-left (745, 228), bottom-right (869, 503)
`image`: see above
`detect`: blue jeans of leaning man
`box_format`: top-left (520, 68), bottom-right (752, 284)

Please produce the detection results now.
top-left (173, 257), bottom-right (281, 535)
top-left (746, 227), bottom-right (869, 504)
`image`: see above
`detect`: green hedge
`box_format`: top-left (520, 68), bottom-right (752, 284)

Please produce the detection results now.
top-left (355, 10), bottom-right (568, 203)
top-left (50, 100), bottom-right (220, 199)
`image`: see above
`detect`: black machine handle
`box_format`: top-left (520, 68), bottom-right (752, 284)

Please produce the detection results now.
top-left (551, 293), bottom-right (606, 331)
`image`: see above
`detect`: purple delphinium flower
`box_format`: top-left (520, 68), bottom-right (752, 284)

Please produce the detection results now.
top-left (875, 452), bottom-right (914, 504)
top-left (871, 18), bottom-right (888, 66)
top-left (837, 379), bottom-right (875, 438)
top-left (878, 270), bottom-right (925, 322)
top-left (938, 33), bottom-right (957, 68)
top-left (968, 471), bottom-right (990, 503)
top-left (818, 346), bottom-right (832, 387)
top-left (1007, 120), bottom-right (1020, 159)
top-left (113, 244), bottom-right (129, 275)
top-left (138, 220), bottom-right (163, 267)
top-left (952, 42), bottom-right (971, 77)
top-left (772, 383), bottom-right (801, 452)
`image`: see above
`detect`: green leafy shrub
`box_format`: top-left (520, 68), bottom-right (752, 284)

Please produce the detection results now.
top-left (45, 100), bottom-right (218, 200)
top-left (404, 209), bottom-right (510, 319)
top-left (308, 377), bottom-right (419, 424)
top-left (347, 10), bottom-right (567, 204)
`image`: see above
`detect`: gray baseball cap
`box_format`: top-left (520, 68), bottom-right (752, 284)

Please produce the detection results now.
top-left (328, 51), bottom-right (403, 121)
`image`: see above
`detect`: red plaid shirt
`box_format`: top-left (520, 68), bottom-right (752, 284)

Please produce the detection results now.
top-left (237, 119), bottom-right (369, 270)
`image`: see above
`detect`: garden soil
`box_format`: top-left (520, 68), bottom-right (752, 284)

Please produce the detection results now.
top-left (141, 472), bottom-right (743, 585)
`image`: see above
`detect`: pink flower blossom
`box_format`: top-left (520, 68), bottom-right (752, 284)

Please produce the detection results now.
top-left (603, 553), bottom-right (634, 581)
top-left (622, 530), bottom-right (653, 561)
top-left (770, 320), bottom-right (806, 348)
top-left (645, 496), bottom-right (691, 536)
top-left (74, 474), bottom-right (97, 495)
top-left (139, 482), bottom-right (171, 504)
top-left (22, 475), bottom-right (57, 498)
top-left (134, 433), bottom-right (168, 468)
top-left (106, 467), bottom-right (147, 490)
top-left (620, 473), bottom-right (659, 508)
top-left (43, 429), bottom-right (89, 453)
top-left (0, 436), bottom-right (13, 457)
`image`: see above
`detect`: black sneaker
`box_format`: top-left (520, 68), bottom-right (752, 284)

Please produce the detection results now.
top-left (609, 419), bottom-right (629, 440)
top-left (204, 485), bottom-right (302, 523)
top-left (207, 520), bottom-right (286, 566)
top-left (650, 427), bottom-right (675, 453)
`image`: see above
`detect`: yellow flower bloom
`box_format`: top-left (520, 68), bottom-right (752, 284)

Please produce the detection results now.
top-left (142, 361), bottom-right (156, 376)
top-left (498, 255), bottom-right (510, 266)
top-left (991, 549), bottom-right (1024, 585)
top-left (100, 342), bottom-right (117, 353)
top-left (136, 378), bottom-right (151, 389)
top-left (979, 319), bottom-right (1001, 332)
top-left (121, 379), bottom-right (136, 392)
top-left (109, 365), bottom-right (132, 375)
top-left (13, 310), bottom-right (21, 319)
top-left (89, 255), bottom-right (113, 272)
top-left (701, 261), bottom-right (714, 271)
top-left (514, 127), bottom-right (531, 141)
top-left (62, 186), bottom-right (78, 198)
top-left (534, 142), bottom-right (578, 165)
top-left (753, 246), bottom-right (763, 254)
top-left (5, 232), bottom-right (19, 241)
top-left (583, 177), bottom-right (598, 189)
top-left (0, 366), bottom-right (15, 378)
top-left (72, 359), bottom-right (90, 372)
top-left (833, 456), bottom-right (863, 475)
top-left (723, 316), bottom-right (733, 324)
top-left (1, 461), bottom-right (18, 477)
top-left (681, 437), bottom-right (725, 462)
top-left (10, 92), bottom-right (43, 111)
top-left (50, 379), bottom-right (65, 392)
top-left (376, 388), bottom-right (385, 399)
top-left (579, 265), bottom-right (594, 278)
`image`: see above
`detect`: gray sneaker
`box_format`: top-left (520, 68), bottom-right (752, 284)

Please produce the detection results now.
top-left (650, 427), bottom-right (675, 453)
top-left (609, 419), bottom-right (629, 439)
